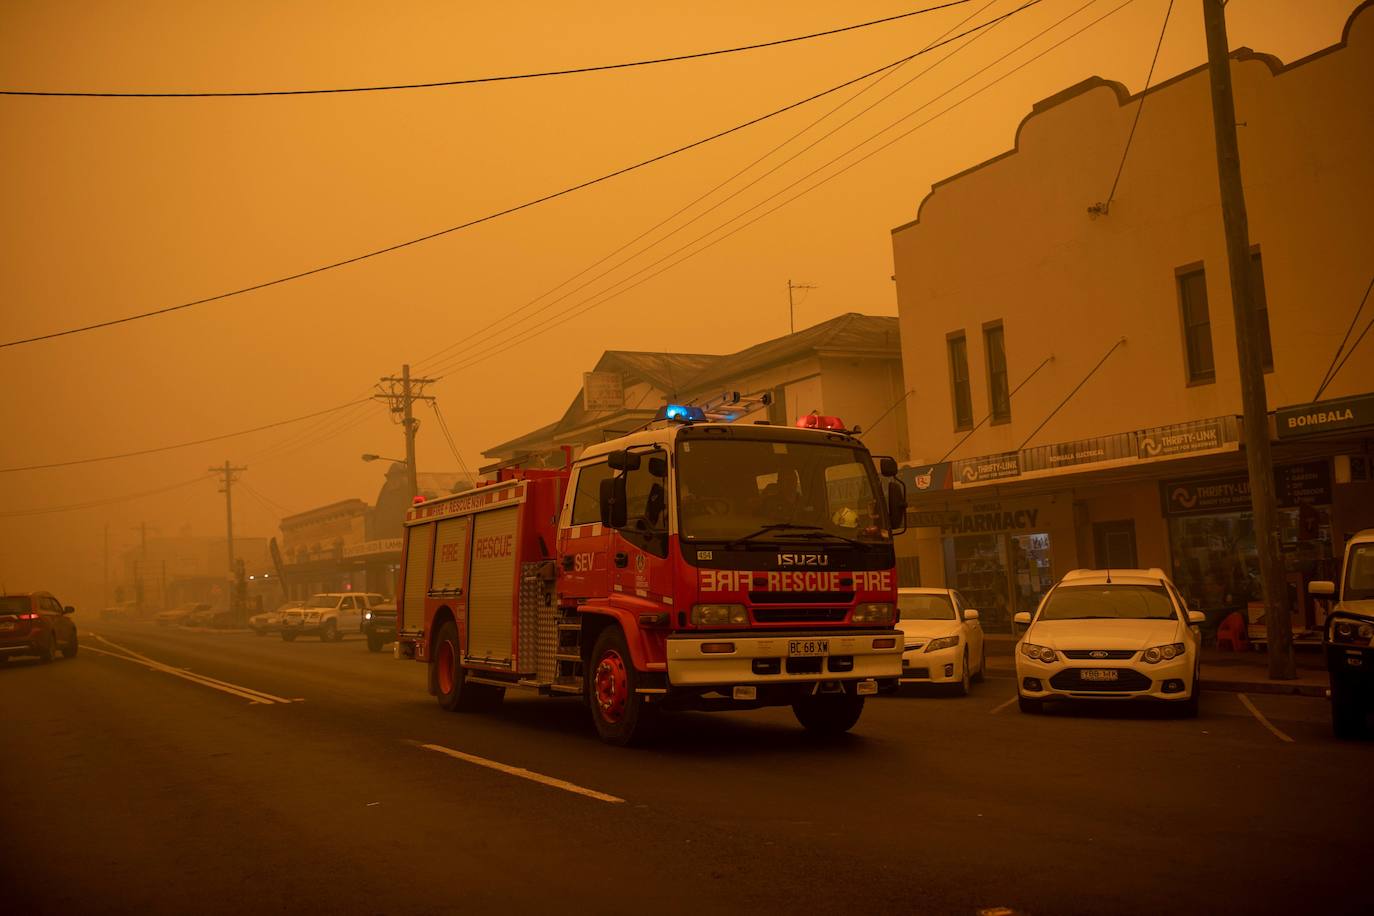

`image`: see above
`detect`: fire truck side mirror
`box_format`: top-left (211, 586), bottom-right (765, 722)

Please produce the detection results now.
top-left (606, 449), bottom-right (641, 472)
top-left (648, 456), bottom-right (668, 478)
top-left (878, 456), bottom-right (899, 477)
top-left (599, 476), bottom-right (628, 529)
top-left (887, 479), bottom-right (908, 533)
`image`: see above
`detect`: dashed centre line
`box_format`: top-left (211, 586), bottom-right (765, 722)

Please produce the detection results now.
top-left (419, 742), bottom-right (625, 804)
top-left (85, 632), bottom-right (299, 705)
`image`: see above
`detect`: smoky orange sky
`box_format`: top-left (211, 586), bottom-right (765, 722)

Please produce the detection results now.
top-left (0, 0), bottom-right (1358, 609)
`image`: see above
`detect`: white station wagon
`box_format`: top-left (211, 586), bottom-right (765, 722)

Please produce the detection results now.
top-left (1014, 569), bottom-right (1204, 715)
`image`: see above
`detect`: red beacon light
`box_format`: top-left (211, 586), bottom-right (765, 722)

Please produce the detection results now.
top-left (412, 495), bottom-right (426, 505)
top-left (795, 413), bottom-right (848, 431)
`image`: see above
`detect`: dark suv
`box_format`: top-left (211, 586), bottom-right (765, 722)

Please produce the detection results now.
top-left (0, 592), bottom-right (78, 663)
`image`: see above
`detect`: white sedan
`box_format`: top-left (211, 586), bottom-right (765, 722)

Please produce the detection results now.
top-left (1014, 568), bottom-right (1204, 715)
top-left (896, 587), bottom-right (985, 695)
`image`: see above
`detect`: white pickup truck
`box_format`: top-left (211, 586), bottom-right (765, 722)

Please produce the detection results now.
top-left (280, 592), bottom-right (386, 642)
top-left (1310, 528), bottom-right (1374, 738)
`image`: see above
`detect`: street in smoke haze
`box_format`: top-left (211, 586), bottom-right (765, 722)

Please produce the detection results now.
top-left (2, 621), bottom-right (1369, 915)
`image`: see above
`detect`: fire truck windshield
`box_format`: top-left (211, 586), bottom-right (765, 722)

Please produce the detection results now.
top-left (676, 438), bottom-right (890, 545)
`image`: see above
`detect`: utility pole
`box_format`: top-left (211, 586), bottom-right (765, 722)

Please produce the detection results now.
top-left (103, 524), bottom-right (109, 610)
top-left (210, 461), bottom-right (247, 611)
top-left (374, 364), bottom-right (436, 502)
top-left (1202, 0), bottom-right (1294, 679)
top-left (133, 521), bottom-right (148, 614)
top-left (787, 280), bottom-right (817, 335)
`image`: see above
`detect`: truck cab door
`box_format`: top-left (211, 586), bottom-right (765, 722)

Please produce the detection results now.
top-left (558, 461), bottom-right (613, 601)
top-left (614, 450), bottom-right (674, 606)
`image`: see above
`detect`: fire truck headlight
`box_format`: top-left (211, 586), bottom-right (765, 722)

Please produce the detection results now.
top-left (691, 604), bottom-right (748, 627)
top-left (852, 603), bottom-right (895, 625)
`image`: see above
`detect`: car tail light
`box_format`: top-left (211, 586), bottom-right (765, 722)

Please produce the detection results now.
top-left (17, 613), bottom-right (39, 620)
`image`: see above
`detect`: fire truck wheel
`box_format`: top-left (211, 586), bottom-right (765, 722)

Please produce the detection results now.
top-left (588, 627), bottom-right (657, 746)
top-left (792, 691), bottom-right (864, 736)
top-left (432, 620), bottom-right (495, 712)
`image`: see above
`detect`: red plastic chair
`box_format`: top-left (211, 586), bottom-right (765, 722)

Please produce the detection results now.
top-left (1215, 611), bottom-right (1248, 651)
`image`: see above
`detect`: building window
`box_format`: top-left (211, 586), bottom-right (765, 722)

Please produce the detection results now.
top-left (983, 322), bottom-right (1011, 423)
top-left (947, 333), bottom-right (973, 431)
top-left (1250, 250), bottom-right (1274, 372)
top-left (1177, 266), bottom-right (1215, 384)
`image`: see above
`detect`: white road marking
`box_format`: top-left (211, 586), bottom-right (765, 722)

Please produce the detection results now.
top-left (1238, 693), bottom-right (1295, 744)
top-left (989, 695), bottom-right (1018, 714)
top-left (420, 742), bottom-right (625, 804)
top-left (85, 634), bottom-right (296, 705)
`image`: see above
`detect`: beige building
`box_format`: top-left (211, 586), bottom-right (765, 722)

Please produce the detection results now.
top-left (890, 6), bottom-right (1374, 633)
top-left (482, 313), bottom-right (910, 473)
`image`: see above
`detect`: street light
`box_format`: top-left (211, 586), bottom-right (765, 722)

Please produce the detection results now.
top-left (361, 453), bottom-right (406, 464)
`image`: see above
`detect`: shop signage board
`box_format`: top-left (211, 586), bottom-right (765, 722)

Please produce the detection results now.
top-left (1275, 393), bottom-right (1374, 439)
top-left (900, 463), bottom-right (952, 493)
top-left (1161, 460), bottom-right (1333, 516)
top-left (953, 452), bottom-right (1021, 485)
top-left (948, 415), bottom-right (1240, 489)
top-left (908, 510), bottom-right (961, 528)
top-left (581, 371), bottom-right (625, 412)
top-left (342, 537), bottom-right (404, 559)
top-left (1136, 416), bottom-right (1236, 459)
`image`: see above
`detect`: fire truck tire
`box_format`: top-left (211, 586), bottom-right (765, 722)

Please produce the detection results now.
top-left (588, 627), bottom-right (658, 746)
top-left (281, 632), bottom-right (298, 642)
top-left (432, 620), bottom-right (497, 712)
top-left (792, 692), bottom-right (864, 735)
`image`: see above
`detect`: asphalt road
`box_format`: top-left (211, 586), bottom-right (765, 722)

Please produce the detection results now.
top-left (3, 621), bottom-right (1369, 916)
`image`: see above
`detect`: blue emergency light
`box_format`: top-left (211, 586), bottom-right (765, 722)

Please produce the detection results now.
top-left (657, 404), bottom-right (707, 422)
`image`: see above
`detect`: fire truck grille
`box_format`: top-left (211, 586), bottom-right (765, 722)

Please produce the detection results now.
top-left (751, 607), bottom-right (847, 623)
top-left (748, 591), bottom-right (851, 605)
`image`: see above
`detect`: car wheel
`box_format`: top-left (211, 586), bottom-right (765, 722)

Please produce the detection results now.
top-left (1178, 665), bottom-right (1200, 718)
top-left (793, 691), bottom-right (865, 736)
top-left (972, 642), bottom-right (986, 683)
top-left (281, 632), bottom-right (297, 642)
top-left (38, 631), bottom-right (56, 664)
top-left (1331, 679), bottom-right (1365, 739)
top-left (366, 633), bottom-right (384, 653)
top-left (321, 620), bottom-right (337, 642)
top-left (588, 626), bottom-right (658, 745)
top-left (61, 632), bottom-right (78, 659)
top-left (1018, 694), bottom-right (1044, 714)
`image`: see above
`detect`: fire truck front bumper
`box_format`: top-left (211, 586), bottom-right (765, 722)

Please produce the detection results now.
top-left (665, 630), bottom-right (903, 687)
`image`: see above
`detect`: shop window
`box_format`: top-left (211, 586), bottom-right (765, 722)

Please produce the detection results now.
top-left (896, 555), bottom-right (921, 588)
top-left (983, 322), bottom-right (1011, 423)
top-left (1093, 520), bottom-right (1138, 569)
top-left (1249, 250), bottom-right (1274, 372)
top-left (1177, 266), bottom-right (1215, 384)
top-left (944, 534), bottom-right (1009, 630)
top-left (947, 332), bottom-right (973, 431)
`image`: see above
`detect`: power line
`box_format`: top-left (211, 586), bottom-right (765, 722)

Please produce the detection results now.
top-left (1318, 314), bottom-right (1373, 400)
top-left (1, 2), bottom-right (978, 98)
top-left (1018, 338), bottom-right (1126, 450)
top-left (0, 0), bottom-right (1044, 352)
top-left (424, 0), bottom-right (1130, 380)
top-left (430, 402), bottom-right (475, 483)
top-left (939, 356), bottom-right (1055, 462)
top-left (409, 0), bottom-right (1004, 376)
top-left (0, 398), bottom-right (369, 472)
top-left (0, 474), bottom-right (215, 519)
top-left (1092, 0), bottom-right (1174, 215)
top-left (1314, 272), bottom-right (1373, 401)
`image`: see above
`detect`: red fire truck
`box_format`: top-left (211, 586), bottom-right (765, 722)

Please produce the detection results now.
top-left (396, 403), bottom-right (907, 745)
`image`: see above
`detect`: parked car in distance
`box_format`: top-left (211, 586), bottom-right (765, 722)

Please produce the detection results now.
top-left (156, 602), bottom-right (211, 627)
top-left (1309, 528), bottom-right (1374, 738)
top-left (100, 600), bottom-right (137, 622)
top-left (250, 601), bottom-right (302, 636)
top-left (1014, 568), bottom-right (1204, 716)
top-left (186, 605), bottom-right (223, 627)
top-left (895, 587), bottom-right (985, 695)
top-left (0, 591), bottom-right (78, 663)
top-left (280, 593), bottom-right (385, 642)
top-left (362, 600), bottom-right (397, 653)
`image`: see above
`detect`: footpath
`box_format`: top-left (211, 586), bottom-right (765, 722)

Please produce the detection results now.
top-left (983, 634), bottom-right (1328, 698)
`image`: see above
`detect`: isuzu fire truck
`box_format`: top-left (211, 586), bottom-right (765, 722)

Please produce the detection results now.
top-left (396, 402), bottom-right (907, 745)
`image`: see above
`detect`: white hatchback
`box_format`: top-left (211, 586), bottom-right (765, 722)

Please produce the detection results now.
top-left (1014, 569), bottom-right (1204, 715)
top-left (896, 587), bottom-right (985, 695)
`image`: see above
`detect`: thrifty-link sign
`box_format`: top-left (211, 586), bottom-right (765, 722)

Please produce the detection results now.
top-left (699, 570), bottom-right (893, 592)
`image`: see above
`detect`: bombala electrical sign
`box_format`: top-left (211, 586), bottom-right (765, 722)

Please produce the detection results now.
top-left (1161, 460), bottom-right (1333, 516)
top-left (1275, 393), bottom-right (1374, 439)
